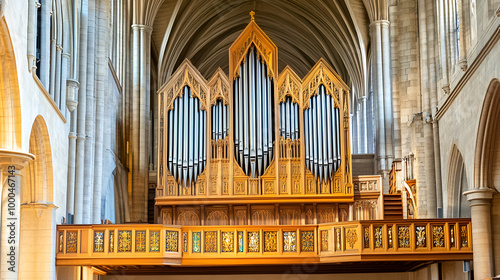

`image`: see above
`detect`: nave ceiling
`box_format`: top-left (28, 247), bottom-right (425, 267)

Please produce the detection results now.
top-left (152, 0), bottom-right (371, 98)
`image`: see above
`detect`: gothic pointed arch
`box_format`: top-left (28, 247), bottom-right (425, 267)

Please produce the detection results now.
top-left (0, 18), bottom-right (22, 150)
top-left (446, 144), bottom-right (469, 218)
top-left (474, 79), bottom-right (500, 191)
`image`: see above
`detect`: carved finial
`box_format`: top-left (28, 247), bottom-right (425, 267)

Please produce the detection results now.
top-left (250, 11), bottom-right (255, 21)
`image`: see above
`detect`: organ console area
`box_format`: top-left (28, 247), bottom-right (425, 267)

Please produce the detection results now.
top-left (156, 13), bottom-right (354, 226)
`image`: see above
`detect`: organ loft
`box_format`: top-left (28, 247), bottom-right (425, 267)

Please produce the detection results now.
top-left (156, 14), bottom-right (356, 226)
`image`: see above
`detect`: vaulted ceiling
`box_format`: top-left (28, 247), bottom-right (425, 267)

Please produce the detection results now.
top-left (151, 0), bottom-right (371, 98)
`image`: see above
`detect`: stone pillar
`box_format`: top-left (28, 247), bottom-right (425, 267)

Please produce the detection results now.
top-left (359, 97), bottom-right (367, 154)
top-left (54, 45), bottom-right (63, 108)
top-left (438, 0), bottom-right (450, 93)
top-left (93, 0), bottom-right (110, 223)
top-left (130, 23), bottom-right (153, 222)
top-left (464, 188), bottom-right (495, 280)
top-left (0, 151), bottom-right (34, 279)
top-left (82, 0), bottom-right (96, 224)
top-left (49, 39), bottom-right (57, 97)
top-left (370, 19), bottom-right (394, 191)
top-left (74, 0), bottom-right (89, 224)
top-left (457, 0), bottom-right (467, 71)
top-left (27, 0), bottom-right (37, 72)
top-left (39, 0), bottom-right (51, 88)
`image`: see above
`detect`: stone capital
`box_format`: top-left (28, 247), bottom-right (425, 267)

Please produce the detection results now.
top-left (0, 149), bottom-right (35, 170)
top-left (369, 20), bottom-right (390, 29)
top-left (131, 24), bottom-right (153, 34)
top-left (464, 188), bottom-right (496, 206)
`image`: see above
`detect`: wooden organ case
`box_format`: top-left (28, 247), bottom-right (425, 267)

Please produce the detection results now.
top-left (156, 14), bottom-right (354, 227)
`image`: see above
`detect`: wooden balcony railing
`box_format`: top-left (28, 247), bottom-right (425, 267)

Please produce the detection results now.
top-left (56, 219), bottom-right (472, 267)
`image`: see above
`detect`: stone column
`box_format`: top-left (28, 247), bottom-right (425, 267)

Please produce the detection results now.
top-left (457, 0), bottom-right (467, 71)
top-left (359, 97), bottom-right (367, 154)
top-left (54, 45), bottom-right (63, 108)
top-left (39, 0), bottom-right (51, 88)
top-left (438, 0), bottom-right (450, 93)
top-left (74, 0), bottom-right (89, 224)
top-left (130, 23), bottom-right (153, 222)
top-left (0, 151), bottom-right (34, 279)
top-left (464, 188), bottom-right (495, 280)
top-left (27, 0), bottom-right (37, 73)
top-left (370, 19), bottom-right (394, 190)
top-left (49, 39), bottom-right (57, 97)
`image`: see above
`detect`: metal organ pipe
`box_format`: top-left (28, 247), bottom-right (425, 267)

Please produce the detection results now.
top-left (211, 99), bottom-right (229, 141)
top-left (304, 84), bottom-right (342, 183)
top-left (167, 86), bottom-right (206, 188)
top-left (233, 47), bottom-right (275, 178)
top-left (279, 97), bottom-right (299, 141)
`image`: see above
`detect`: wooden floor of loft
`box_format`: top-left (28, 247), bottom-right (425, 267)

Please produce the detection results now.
top-left (95, 261), bottom-right (435, 275)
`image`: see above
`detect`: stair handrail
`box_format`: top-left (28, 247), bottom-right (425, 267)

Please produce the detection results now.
top-left (402, 180), bottom-right (417, 218)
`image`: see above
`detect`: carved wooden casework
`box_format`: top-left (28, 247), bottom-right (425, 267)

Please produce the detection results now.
top-left (156, 13), bottom-right (353, 226)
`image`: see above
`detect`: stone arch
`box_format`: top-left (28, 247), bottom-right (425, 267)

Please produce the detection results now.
top-left (0, 18), bottom-right (22, 150)
top-left (446, 144), bottom-right (469, 218)
top-left (19, 115), bottom-right (56, 279)
top-left (474, 79), bottom-right (500, 191)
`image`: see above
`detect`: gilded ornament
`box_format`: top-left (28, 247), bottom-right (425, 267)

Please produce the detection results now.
top-left (222, 231), bottom-right (234, 252)
top-left (58, 231), bottom-right (64, 253)
top-left (450, 225), bottom-right (455, 248)
top-left (460, 225), bottom-right (468, 247)
top-left (398, 226), bottom-right (410, 248)
top-left (432, 226), bottom-right (445, 248)
top-left (335, 228), bottom-right (341, 251)
top-left (150, 231), bottom-right (160, 252)
top-left (192, 232), bottom-right (201, 253)
top-left (321, 230), bottom-right (329, 251)
top-left (204, 231), bottom-right (218, 253)
top-left (94, 231), bottom-right (104, 253)
top-left (416, 226), bottom-right (426, 248)
top-left (374, 227), bottom-right (383, 248)
top-left (238, 231), bottom-right (244, 252)
top-left (135, 231), bottom-right (146, 252)
top-left (109, 231), bottom-right (114, 253)
top-left (165, 230), bottom-right (179, 252)
top-left (283, 231), bottom-right (297, 252)
top-left (301, 231), bottom-right (314, 252)
top-left (118, 230), bottom-right (132, 252)
top-left (388, 227), bottom-right (393, 248)
top-left (345, 228), bottom-right (357, 250)
top-left (248, 231), bottom-right (260, 252)
top-left (183, 232), bottom-right (188, 252)
top-left (66, 231), bottom-right (78, 253)
top-left (364, 227), bottom-right (370, 249)
top-left (264, 231), bottom-right (278, 252)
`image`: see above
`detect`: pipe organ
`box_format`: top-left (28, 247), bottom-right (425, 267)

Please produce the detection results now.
top-left (157, 14), bottom-right (354, 226)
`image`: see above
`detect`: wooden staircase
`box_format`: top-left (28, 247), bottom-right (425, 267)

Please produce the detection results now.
top-left (383, 194), bottom-right (403, 219)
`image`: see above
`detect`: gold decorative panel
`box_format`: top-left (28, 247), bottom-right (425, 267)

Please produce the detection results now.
top-left (460, 225), bottom-right (468, 247)
top-left (58, 231), bottom-right (64, 253)
top-left (204, 231), bottom-right (218, 253)
top-left (165, 230), bottom-right (178, 252)
top-left (450, 225), bottom-right (456, 248)
top-left (150, 231), bottom-right (160, 252)
top-left (136, 231), bottom-right (146, 252)
top-left (222, 231), bottom-right (234, 252)
top-left (183, 232), bottom-right (188, 252)
top-left (432, 226), bottom-right (445, 248)
top-left (283, 231), bottom-right (297, 252)
top-left (248, 231), bottom-right (260, 252)
top-left (94, 231), bottom-right (104, 253)
top-left (335, 228), bottom-right (341, 251)
top-left (109, 230), bottom-right (114, 253)
top-left (363, 227), bottom-right (370, 249)
top-left (398, 226), bottom-right (410, 248)
top-left (264, 231), bottom-right (278, 252)
top-left (118, 230), bottom-right (132, 252)
top-left (238, 231), bottom-right (244, 252)
top-left (345, 228), bottom-right (357, 250)
top-left (388, 227), bottom-right (393, 249)
top-left (66, 231), bottom-right (77, 253)
top-left (321, 230), bottom-right (329, 251)
top-left (192, 232), bottom-right (201, 253)
top-left (374, 226), bottom-right (383, 248)
top-left (301, 231), bottom-right (314, 252)
top-left (416, 226), bottom-right (426, 248)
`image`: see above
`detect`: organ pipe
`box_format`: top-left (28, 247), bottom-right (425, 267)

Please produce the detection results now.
top-left (304, 84), bottom-right (342, 183)
top-left (167, 86), bottom-right (206, 187)
top-left (279, 97), bottom-right (299, 141)
top-left (233, 46), bottom-right (275, 178)
top-left (212, 99), bottom-right (229, 141)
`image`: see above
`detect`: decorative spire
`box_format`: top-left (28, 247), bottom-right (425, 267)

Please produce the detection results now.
top-left (250, 11), bottom-right (255, 22)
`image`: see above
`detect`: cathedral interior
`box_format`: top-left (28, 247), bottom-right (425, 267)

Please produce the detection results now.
top-left (0, 0), bottom-right (500, 279)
